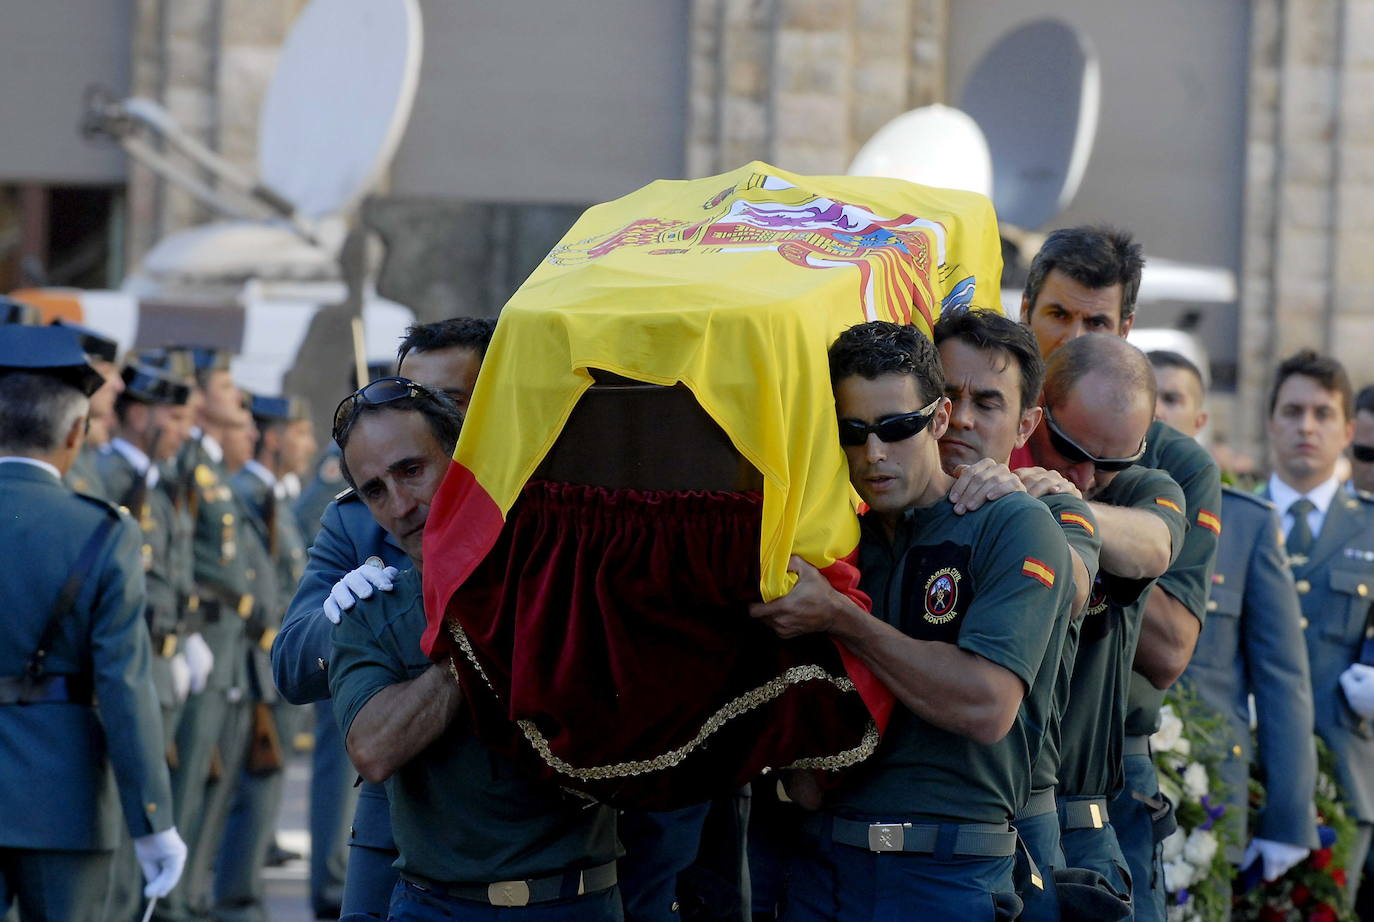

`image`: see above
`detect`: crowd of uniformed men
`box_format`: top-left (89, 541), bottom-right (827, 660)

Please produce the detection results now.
top-left (1, 224), bottom-right (1373, 922)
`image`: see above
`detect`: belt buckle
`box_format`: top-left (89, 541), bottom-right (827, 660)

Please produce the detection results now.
top-left (867, 823), bottom-right (908, 852)
top-left (1089, 802), bottom-right (1103, 829)
top-left (488, 880), bottom-right (531, 907)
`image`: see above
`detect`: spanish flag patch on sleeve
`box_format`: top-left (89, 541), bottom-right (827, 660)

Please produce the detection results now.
top-left (1059, 511), bottom-right (1095, 536)
top-left (1022, 557), bottom-right (1056, 588)
top-left (1196, 509), bottom-right (1221, 535)
top-left (1155, 497), bottom-right (1183, 515)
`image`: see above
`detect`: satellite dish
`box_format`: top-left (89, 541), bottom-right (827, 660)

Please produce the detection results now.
top-left (847, 105), bottom-right (993, 197)
top-left (959, 18), bottom-right (1099, 230)
top-left (258, 0), bottom-right (423, 220)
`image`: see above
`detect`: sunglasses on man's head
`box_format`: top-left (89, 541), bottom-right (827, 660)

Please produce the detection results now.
top-left (1043, 407), bottom-right (1147, 473)
top-left (1354, 443), bottom-right (1374, 464)
top-left (837, 398), bottom-right (943, 447)
top-left (332, 376), bottom-right (439, 442)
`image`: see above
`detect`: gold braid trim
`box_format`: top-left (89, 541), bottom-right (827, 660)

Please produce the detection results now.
top-left (447, 619), bottom-right (496, 693)
top-left (513, 664), bottom-right (869, 781)
top-left (782, 720), bottom-right (881, 771)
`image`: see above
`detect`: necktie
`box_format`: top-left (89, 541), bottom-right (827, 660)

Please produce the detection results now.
top-left (1286, 497), bottom-right (1315, 560)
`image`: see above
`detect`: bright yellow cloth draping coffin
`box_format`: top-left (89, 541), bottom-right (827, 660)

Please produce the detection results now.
top-left (421, 160), bottom-right (1002, 657)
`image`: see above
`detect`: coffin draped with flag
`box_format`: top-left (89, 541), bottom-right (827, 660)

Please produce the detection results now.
top-left (421, 161), bottom-right (1003, 808)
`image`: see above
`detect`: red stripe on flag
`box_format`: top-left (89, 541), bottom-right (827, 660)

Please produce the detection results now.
top-left (421, 460), bottom-right (506, 658)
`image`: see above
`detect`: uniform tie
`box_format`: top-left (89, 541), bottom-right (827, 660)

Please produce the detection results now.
top-left (1286, 497), bottom-right (1316, 559)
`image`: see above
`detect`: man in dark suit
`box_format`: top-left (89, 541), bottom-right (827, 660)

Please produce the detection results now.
top-left (1149, 350), bottom-right (1317, 893)
top-left (1260, 350), bottom-right (1374, 904)
top-left (0, 326), bottom-right (186, 919)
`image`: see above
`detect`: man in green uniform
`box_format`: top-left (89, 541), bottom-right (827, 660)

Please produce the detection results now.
top-left (328, 377), bottom-right (623, 919)
top-left (154, 348), bottom-right (261, 922)
top-left (1017, 335), bottom-right (1187, 906)
top-left (0, 326), bottom-right (186, 919)
top-left (215, 394), bottom-right (315, 922)
top-left (931, 309), bottom-right (1103, 918)
top-left (1020, 227), bottom-right (1222, 922)
top-left (54, 320), bottom-right (123, 500)
top-left (749, 321), bottom-right (1073, 920)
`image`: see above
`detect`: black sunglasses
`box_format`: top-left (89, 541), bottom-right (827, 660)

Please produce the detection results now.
top-left (1354, 443), bottom-right (1374, 464)
top-left (838, 398), bottom-right (943, 447)
top-left (332, 377), bottom-right (439, 442)
top-left (1043, 407), bottom-right (1147, 473)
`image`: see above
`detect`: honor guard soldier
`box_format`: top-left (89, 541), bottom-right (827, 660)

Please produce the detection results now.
top-left (1020, 228), bottom-right (1222, 922)
top-left (273, 320), bottom-right (493, 919)
top-left (215, 394), bottom-right (316, 921)
top-left (1261, 351), bottom-right (1374, 904)
top-left (1018, 335), bottom-right (1187, 908)
top-left (0, 325), bottom-right (186, 919)
top-left (154, 347), bottom-right (260, 922)
top-left (52, 320), bottom-right (123, 500)
top-left (750, 323), bottom-right (1074, 921)
top-left (1149, 350), bottom-right (1318, 894)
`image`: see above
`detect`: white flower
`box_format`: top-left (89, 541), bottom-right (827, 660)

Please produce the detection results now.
top-left (1164, 858), bottom-right (1195, 891)
top-left (1183, 828), bottom-right (1219, 868)
top-left (1183, 762), bottom-right (1209, 799)
top-left (1159, 771), bottom-right (1183, 807)
top-left (1172, 736), bottom-right (1191, 757)
top-left (1152, 705), bottom-right (1184, 752)
top-left (1161, 827), bottom-right (1186, 862)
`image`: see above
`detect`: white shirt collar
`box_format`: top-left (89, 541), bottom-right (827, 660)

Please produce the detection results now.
top-left (1268, 473), bottom-right (1343, 518)
top-left (199, 433), bottom-right (223, 465)
top-left (0, 456), bottom-right (61, 481)
top-left (243, 459), bottom-right (277, 490)
top-left (281, 472), bottom-right (302, 499)
top-left (110, 438), bottom-right (160, 488)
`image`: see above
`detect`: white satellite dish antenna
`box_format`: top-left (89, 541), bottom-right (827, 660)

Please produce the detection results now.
top-left (959, 18), bottom-right (1100, 230)
top-left (847, 104), bottom-right (993, 198)
top-left (84, 0), bottom-right (422, 245)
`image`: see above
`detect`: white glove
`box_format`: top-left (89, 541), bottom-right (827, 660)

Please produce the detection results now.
top-left (1339, 663), bottom-right (1374, 718)
top-left (133, 826), bottom-right (188, 898)
top-left (323, 562), bottom-right (399, 624)
top-left (168, 653), bottom-right (191, 703)
top-left (1242, 837), bottom-right (1309, 881)
top-left (183, 632), bottom-right (214, 695)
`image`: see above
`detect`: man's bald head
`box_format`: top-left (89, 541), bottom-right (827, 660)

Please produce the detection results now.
top-left (1043, 333), bottom-right (1156, 416)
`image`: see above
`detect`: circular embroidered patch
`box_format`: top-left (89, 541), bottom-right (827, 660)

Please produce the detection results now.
top-left (923, 567), bottom-right (962, 624)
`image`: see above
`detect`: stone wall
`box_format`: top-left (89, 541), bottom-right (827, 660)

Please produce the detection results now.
top-left (687, 0), bottom-right (948, 178)
top-left (1238, 0), bottom-right (1374, 458)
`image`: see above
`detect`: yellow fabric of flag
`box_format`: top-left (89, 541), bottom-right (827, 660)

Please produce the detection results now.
top-left (440, 160), bottom-right (1002, 608)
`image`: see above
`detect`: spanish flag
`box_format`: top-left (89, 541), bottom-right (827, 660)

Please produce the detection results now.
top-left (421, 162), bottom-right (1002, 801)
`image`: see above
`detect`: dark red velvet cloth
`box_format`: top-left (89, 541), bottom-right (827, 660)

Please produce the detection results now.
top-left (441, 480), bottom-right (879, 809)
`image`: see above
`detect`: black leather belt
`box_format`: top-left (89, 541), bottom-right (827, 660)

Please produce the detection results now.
top-left (403, 860), bottom-right (617, 907)
top-left (829, 817), bottom-right (1017, 857)
top-left (0, 674), bottom-right (93, 706)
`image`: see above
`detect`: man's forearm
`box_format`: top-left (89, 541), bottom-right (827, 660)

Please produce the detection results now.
top-left (828, 602), bottom-right (1023, 745)
top-left (1133, 586), bottom-right (1200, 689)
top-left (1089, 502), bottom-right (1172, 579)
top-left (346, 664), bottom-right (463, 783)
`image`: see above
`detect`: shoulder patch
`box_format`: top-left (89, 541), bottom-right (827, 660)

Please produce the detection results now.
top-left (1022, 557), bottom-right (1056, 588)
top-left (1059, 511), bottom-right (1095, 536)
top-left (1195, 509), bottom-right (1222, 535)
top-left (1155, 497), bottom-right (1183, 515)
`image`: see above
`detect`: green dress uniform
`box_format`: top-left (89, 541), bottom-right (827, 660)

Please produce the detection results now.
top-left (0, 460), bottom-right (175, 919)
top-left (1114, 421), bottom-right (1222, 922)
top-left (329, 569), bottom-right (623, 918)
top-left (214, 458), bottom-right (307, 921)
top-left (785, 492), bottom-right (1074, 921)
top-left (156, 433), bottom-right (258, 922)
top-left (1263, 476), bottom-right (1374, 899)
top-left (1055, 466), bottom-right (1187, 899)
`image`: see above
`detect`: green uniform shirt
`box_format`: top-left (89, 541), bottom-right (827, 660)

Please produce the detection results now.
top-left (1124, 420), bottom-right (1222, 736)
top-left (1057, 467), bottom-right (1188, 798)
top-left (828, 492), bottom-right (1074, 825)
top-left (330, 569), bottom-right (619, 885)
top-left (98, 446), bottom-right (180, 644)
top-left (1030, 493), bottom-right (1102, 794)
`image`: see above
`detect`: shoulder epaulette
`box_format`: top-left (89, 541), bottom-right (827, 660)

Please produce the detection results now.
top-left (1221, 484), bottom-right (1275, 509)
top-left (73, 490), bottom-right (127, 521)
